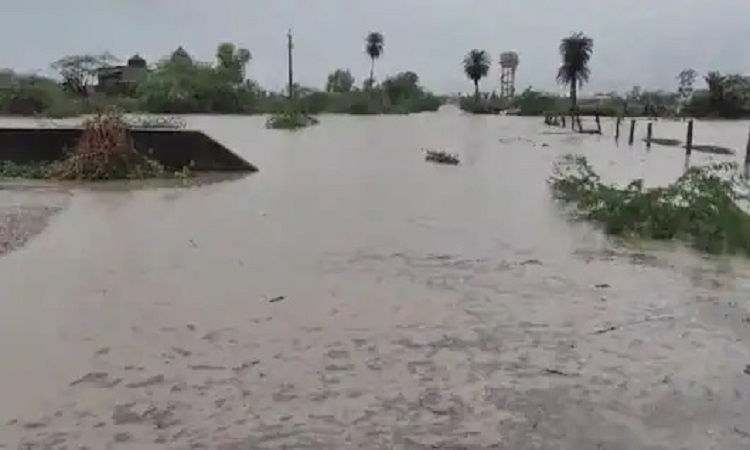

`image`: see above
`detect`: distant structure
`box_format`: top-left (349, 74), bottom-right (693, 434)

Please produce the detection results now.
top-left (96, 54), bottom-right (148, 93)
top-left (499, 51), bottom-right (519, 98)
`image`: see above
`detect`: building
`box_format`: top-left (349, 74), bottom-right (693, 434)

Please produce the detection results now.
top-left (96, 54), bottom-right (148, 93)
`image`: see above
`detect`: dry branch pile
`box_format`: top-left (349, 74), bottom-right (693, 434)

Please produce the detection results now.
top-left (46, 110), bottom-right (165, 180)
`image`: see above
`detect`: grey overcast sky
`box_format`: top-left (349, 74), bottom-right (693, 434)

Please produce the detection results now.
top-left (0, 0), bottom-right (747, 94)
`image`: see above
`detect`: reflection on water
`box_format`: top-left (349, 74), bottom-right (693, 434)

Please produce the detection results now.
top-left (1, 113), bottom-right (750, 448)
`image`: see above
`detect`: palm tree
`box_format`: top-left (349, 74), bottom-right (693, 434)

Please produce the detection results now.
top-left (365, 32), bottom-right (384, 87)
top-left (215, 43), bottom-right (252, 82)
top-left (463, 49), bottom-right (490, 100)
top-left (235, 48), bottom-right (252, 79)
top-left (556, 32), bottom-right (593, 115)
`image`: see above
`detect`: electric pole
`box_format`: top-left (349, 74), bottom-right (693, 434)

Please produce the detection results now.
top-left (287, 28), bottom-right (294, 100)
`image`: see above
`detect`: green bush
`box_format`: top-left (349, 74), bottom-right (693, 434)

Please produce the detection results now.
top-left (0, 161), bottom-right (50, 178)
top-left (265, 110), bottom-right (319, 130)
top-left (549, 154), bottom-right (750, 255)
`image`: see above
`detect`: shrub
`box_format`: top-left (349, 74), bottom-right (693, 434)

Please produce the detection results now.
top-left (265, 110), bottom-right (319, 130)
top-left (549, 154), bottom-right (750, 254)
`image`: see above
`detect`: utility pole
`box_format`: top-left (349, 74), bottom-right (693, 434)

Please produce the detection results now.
top-left (287, 28), bottom-right (294, 100)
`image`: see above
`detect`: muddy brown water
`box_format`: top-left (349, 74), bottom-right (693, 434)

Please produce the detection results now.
top-left (2, 112), bottom-right (750, 448)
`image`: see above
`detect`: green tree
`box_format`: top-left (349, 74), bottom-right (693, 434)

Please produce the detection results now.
top-left (215, 42), bottom-right (252, 83)
top-left (462, 49), bottom-right (490, 100)
top-left (138, 51), bottom-right (255, 114)
top-left (676, 68), bottom-right (697, 104)
top-left (382, 71), bottom-right (419, 104)
top-left (326, 69), bottom-right (355, 93)
top-left (0, 71), bottom-right (68, 116)
top-left (365, 32), bottom-right (384, 87)
top-left (511, 87), bottom-right (558, 115)
top-left (705, 71), bottom-right (726, 111)
top-left (556, 32), bottom-right (593, 113)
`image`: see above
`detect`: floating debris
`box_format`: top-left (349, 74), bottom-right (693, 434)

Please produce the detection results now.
top-left (642, 137), bottom-right (682, 147)
top-left (541, 368), bottom-right (574, 377)
top-left (688, 144), bottom-right (735, 155)
top-left (424, 149), bottom-right (460, 166)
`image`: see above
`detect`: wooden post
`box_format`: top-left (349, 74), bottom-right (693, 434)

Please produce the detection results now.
top-left (628, 119), bottom-right (636, 145)
top-left (287, 29), bottom-right (294, 100)
top-left (744, 126), bottom-right (750, 178)
top-left (595, 114), bottom-right (601, 134)
top-left (686, 119), bottom-right (694, 156)
top-left (615, 116), bottom-right (621, 140)
top-left (646, 122), bottom-right (653, 148)
top-left (561, 115), bottom-right (566, 128)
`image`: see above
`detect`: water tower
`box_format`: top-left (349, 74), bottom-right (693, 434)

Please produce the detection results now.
top-left (499, 51), bottom-right (519, 98)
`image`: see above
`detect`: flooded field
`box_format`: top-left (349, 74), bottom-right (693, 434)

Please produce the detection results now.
top-left (2, 112), bottom-right (750, 448)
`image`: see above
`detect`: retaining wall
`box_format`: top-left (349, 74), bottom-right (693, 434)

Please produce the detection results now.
top-left (0, 128), bottom-right (257, 172)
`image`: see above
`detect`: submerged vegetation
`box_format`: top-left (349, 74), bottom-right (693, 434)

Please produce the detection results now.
top-left (549, 155), bottom-right (750, 255)
top-left (265, 110), bottom-right (320, 130)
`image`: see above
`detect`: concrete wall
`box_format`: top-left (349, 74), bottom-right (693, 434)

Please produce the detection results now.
top-left (0, 128), bottom-right (257, 172)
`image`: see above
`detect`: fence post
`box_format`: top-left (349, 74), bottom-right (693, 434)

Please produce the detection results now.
top-left (686, 119), bottom-right (694, 156)
top-left (615, 116), bottom-right (621, 140)
top-left (628, 119), bottom-right (636, 145)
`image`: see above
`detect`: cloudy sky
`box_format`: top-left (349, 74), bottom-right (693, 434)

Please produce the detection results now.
top-left (0, 0), bottom-right (747, 94)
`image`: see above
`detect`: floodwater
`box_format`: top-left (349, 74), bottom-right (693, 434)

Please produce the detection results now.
top-left (2, 111), bottom-right (750, 448)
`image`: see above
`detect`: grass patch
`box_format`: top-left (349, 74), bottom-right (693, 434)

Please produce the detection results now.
top-left (0, 161), bottom-right (51, 179)
top-left (549, 154), bottom-right (750, 255)
top-left (265, 110), bottom-right (319, 130)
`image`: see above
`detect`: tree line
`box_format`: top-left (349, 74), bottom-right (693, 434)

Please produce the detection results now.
top-left (0, 32), bottom-right (440, 118)
top-left (2, 29), bottom-right (748, 119)
top-left (460, 32), bottom-right (750, 119)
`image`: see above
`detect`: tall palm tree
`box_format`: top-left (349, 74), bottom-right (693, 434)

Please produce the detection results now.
top-left (463, 49), bottom-right (490, 100)
top-left (365, 32), bottom-right (384, 87)
top-left (556, 32), bottom-right (593, 114)
top-left (236, 48), bottom-right (252, 79)
top-left (215, 43), bottom-right (252, 82)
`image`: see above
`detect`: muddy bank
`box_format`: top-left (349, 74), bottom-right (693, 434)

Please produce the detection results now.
top-left (0, 186), bottom-right (69, 256)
